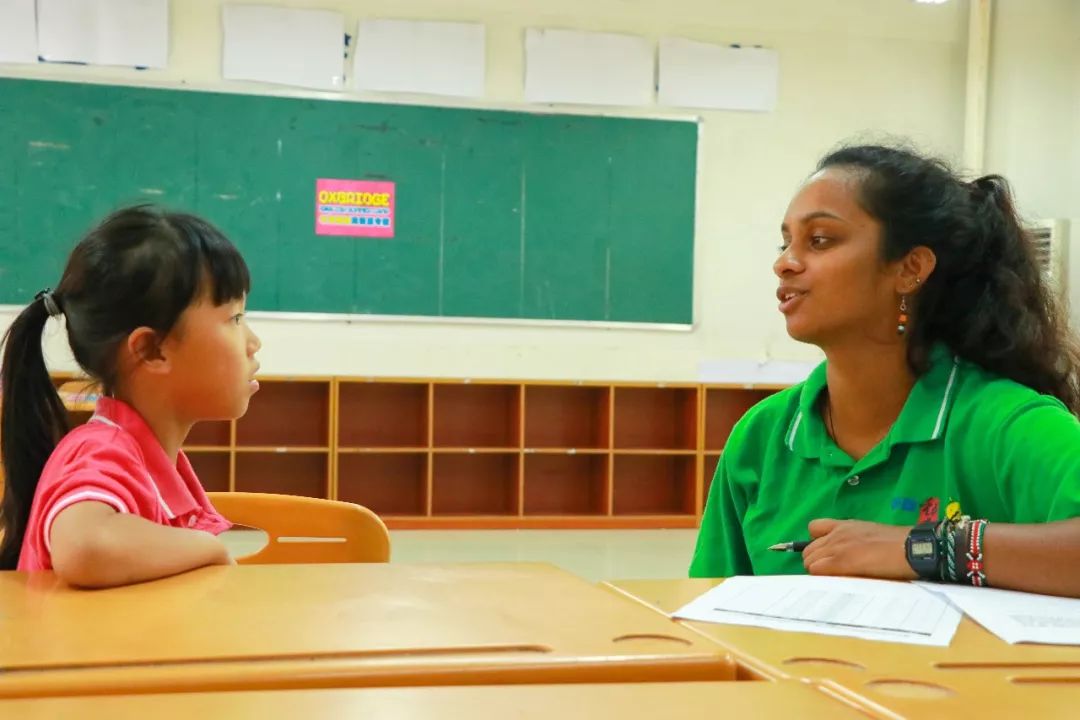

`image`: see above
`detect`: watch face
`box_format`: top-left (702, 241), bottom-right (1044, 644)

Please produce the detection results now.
top-left (910, 539), bottom-right (936, 556)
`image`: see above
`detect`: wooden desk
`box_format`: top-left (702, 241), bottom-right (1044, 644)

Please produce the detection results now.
top-left (1, 681), bottom-right (876, 720)
top-left (0, 563), bottom-right (734, 698)
top-left (605, 579), bottom-right (1080, 718)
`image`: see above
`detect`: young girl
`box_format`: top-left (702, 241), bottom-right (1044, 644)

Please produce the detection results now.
top-left (0, 206), bottom-right (261, 588)
top-left (691, 144), bottom-right (1080, 597)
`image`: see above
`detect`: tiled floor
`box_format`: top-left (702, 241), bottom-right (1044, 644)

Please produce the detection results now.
top-left (221, 529), bottom-right (698, 582)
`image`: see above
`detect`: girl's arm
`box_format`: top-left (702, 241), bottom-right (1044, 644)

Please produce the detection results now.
top-left (50, 501), bottom-right (233, 588)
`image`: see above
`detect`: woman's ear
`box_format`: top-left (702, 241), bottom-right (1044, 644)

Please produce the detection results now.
top-left (896, 246), bottom-right (937, 293)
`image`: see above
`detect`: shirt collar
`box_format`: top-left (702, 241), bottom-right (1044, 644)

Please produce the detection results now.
top-left (784, 344), bottom-right (961, 462)
top-left (90, 397), bottom-right (200, 519)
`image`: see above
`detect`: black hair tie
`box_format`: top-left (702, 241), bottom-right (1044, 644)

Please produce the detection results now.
top-left (35, 289), bottom-right (62, 318)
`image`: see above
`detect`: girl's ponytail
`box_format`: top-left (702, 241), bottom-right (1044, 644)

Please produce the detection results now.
top-left (0, 293), bottom-right (70, 569)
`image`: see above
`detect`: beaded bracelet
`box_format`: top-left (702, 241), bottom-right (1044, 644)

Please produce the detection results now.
top-left (937, 513), bottom-right (969, 583)
top-left (940, 517), bottom-right (958, 582)
top-left (964, 518), bottom-right (989, 587)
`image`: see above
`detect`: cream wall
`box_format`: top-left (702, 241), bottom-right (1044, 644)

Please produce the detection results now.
top-left (0, 0), bottom-right (980, 380)
top-left (984, 0), bottom-right (1080, 327)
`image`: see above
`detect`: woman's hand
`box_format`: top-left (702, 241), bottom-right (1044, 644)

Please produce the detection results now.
top-left (801, 518), bottom-right (916, 580)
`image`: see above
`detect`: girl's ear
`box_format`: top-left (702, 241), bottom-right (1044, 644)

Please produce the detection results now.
top-left (124, 327), bottom-right (171, 374)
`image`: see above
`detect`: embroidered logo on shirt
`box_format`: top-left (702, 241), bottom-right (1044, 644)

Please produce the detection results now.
top-left (890, 497), bottom-right (918, 513)
top-left (918, 497), bottom-right (940, 524)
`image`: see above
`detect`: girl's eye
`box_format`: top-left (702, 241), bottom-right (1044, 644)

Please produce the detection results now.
top-left (232, 313), bottom-right (244, 325)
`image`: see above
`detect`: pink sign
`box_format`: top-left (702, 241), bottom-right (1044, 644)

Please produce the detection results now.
top-left (315, 178), bottom-right (395, 237)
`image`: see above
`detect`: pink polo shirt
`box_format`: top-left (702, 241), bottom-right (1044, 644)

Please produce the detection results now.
top-left (18, 397), bottom-right (231, 571)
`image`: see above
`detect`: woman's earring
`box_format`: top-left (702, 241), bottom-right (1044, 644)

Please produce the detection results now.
top-left (898, 295), bottom-right (909, 336)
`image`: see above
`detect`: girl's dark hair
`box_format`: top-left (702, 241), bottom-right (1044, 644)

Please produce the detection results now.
top-left (818, 144), bottom-right (1080, 413)
top-left (0, 206), bottom-right (249, 569)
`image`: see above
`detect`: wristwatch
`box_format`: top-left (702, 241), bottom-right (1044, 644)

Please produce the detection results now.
top-left (905, 522), bottom-right (940, 579)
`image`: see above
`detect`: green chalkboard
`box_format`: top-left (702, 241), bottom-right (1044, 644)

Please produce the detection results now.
top-left (0, 78), bottom-right (696, 324)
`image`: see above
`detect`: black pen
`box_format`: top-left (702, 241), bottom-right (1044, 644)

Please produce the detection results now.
top-left (768, 540), bottom-right (810, 552)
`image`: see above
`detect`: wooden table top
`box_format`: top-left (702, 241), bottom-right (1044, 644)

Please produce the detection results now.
top-left (0, 563), bottom-right (732, 698)
top-left (0, 681), bottom-right (878, 720)
top-left (604, 578), bottom-right (1080, 718)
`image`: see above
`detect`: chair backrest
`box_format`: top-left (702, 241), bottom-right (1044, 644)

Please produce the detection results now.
top-left (207, 492), bottom-right (390, 564)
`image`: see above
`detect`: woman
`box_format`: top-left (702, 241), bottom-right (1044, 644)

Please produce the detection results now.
top-left (690, 144), bottom-right (1080, 597)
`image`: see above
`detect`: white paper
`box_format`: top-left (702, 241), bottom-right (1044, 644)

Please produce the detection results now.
top-left (353, 19), bottom-right (484, 98)
top-left (917, 583), bottom-right (1080, 645)
top-left (38, 0), bottom-right (168, 69)
top-left (0, 0), bottom-right (38, 64)
top-left (525, 28), bottom-right (654, 106)
top-left (223, 4), bottom-right (345, 91)
top-left (698, 358), bottom-right (816, 385)
top-left (96, 0), bottom-right (169, 69)
top-left (675, 575), bottom-right (962, 647)
top-left (37, 0), bottom-right (96, 63)
top-left (659, 38), bottom-right (778, 112)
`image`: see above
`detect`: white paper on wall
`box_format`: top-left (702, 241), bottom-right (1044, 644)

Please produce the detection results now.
top-left (524, 28), bottom-right (654, 106)
top-left (37, 0), bottom-right (169, 69)
top-left (659, 37), bottom-right (778, 112)
top-left (96, 0), bottom-right (170, 69)
top-left (223, 4), bottom-right (345, 91)
top-left (0, 0), bottom-right (38, 64)
top-left (353, 19), bottom-right (485, 98)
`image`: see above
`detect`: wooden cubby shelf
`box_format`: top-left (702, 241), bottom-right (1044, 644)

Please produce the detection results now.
top-left (523, 453), bottom-right (608, 516)
top-left (186, 420), bottom-right (232, 447)
top-left (613, 454), bottom-right (697, 516)
top-left (47, 374), bottom-right (788, 529)
top-left (433, 383), bottom-right (520, 449)
top-left (432, 452), bottom-right (520, 516)
top-left (704, 387), bottom-right (778, 451)
top-left (613, 386), bottom-right (698, 451)
top-left (524, 385), bottom-right (609, 450)
top-left (235, 451), bottom-right (330, 499)
top-left (187, 453), bottom-right (231, 494)
top-left (237, 379), bottom-right (331, 448)
top-left (337, 452), bottom-right (428, 518)
top-left (338, 380), bottom-right (428, 450)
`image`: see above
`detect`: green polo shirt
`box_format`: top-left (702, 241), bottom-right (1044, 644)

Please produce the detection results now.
top-left (690, 345), bottom-right (1080, 578)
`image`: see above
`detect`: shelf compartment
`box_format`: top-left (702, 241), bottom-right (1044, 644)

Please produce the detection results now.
top-left (337, 452), bottom-right (428, 516)
top-left (236, 380), bottom-right (330, 448)
top-left (613, 387), bottom-right (698, 450)
top-left (338, 381), bottom-right (428, 449)
top-left (523, 385), bottom-right (609, 449)
top-left (431, 452), bottom-right (519, 515)
top-left (612, 454), bottom-right (697, 516)
top-left (234, 451), bottom-right (329, 499)
top-left (432, 384), bottom-right (520, 448)
top-left (704, 388), bottom-right (776, 450)
top-left (186, 420), bottom-right (233, 447)
top-left (187, 452), bottom-right (231, 493)
top-left (523, 453), bottom-right (609, 516)
top-left (235, 446), bottom-right (330, 453)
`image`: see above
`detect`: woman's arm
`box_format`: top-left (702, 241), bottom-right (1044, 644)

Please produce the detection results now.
top-left (50, 501), bottom-right (233, 588)
top-left (800, 517), bottom-right (1080, 597)
top-left (981, 519), bottom-right (1080, 596)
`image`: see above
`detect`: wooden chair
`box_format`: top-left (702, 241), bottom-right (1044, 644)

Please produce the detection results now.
top-left (208, 492), bottom-right (390, 564)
